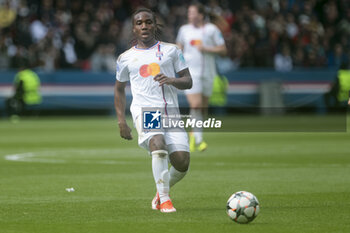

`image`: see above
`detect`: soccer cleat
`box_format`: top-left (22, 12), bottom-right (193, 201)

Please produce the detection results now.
top-left (197, 141), bottom-right (208, 152)
top-left (151, 192), bottom-right (160, 210)
top-left (189, 133), bottom-right (196, 152)
top-left (160, 199), bottom-right (176, 213)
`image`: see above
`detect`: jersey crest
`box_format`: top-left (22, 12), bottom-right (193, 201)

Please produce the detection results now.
top-left (156, 51), bottom-right (163, 60)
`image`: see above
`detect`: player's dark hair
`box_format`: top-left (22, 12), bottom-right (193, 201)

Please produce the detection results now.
top-left (190, 2), bottom-right (206, 17)
top-left (189, 1), bottom-right (211, 23)
top-left (189, 2), bottom-right (228, 32)
top-left (132, 8), bottom-right (156, 25)
top-left (130, 7), bottom-right (163, 46)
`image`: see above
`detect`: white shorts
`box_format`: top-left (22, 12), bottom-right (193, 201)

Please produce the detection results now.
top-left (134, 115), bottom-right (190, 154)
top-left (184, 73), bottom-right (214, 97)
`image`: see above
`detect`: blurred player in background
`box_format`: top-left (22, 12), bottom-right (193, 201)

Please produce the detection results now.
top-left (114, 8), bottom-right (192, 213)
top-left (176, 2), bottom-right (227, 152)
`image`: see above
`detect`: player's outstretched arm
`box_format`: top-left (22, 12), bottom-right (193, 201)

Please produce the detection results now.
top-left (153, 68), bottom-right (192, 90)
top-left (196, 44), bottom-right (227, 56)
top-left (114, 80), bottom-right (132, 140)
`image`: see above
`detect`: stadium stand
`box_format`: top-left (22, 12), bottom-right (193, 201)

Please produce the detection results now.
top-left (0, 0), bottom-right (349, 114)
top-left (0, 0), bottom-right (349, 71)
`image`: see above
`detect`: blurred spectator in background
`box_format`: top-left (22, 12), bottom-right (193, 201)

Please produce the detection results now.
top-left (209, 73), bottom-right (229, 115)
top-left (324, 62), bottom-right (350, 109)
top-left (91, 43), bottom-right (116, 72)
top-left (0, 31), bottom-right (11, 69)
top-left (0, 0), bottom-right (350, 71)
top-left (335, 63), bottom-right (350, 105)
top-left (5, 58), bottom-right (42, 117)
top-left (0, 0), bottom-right (16, 29)
top-left (59, 33), bottom-right (78, 69)
top-left (274, 44), bottom-right (293, 71)
top-left (327, 43), bottom-right (348, 68)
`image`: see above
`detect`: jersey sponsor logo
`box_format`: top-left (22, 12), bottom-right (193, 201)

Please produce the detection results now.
top-left (143, 110), bottom-right (162, 129)
top-left (139, 63), bottom-right (160, 77)
top-left (190, 39), bottom-right (202, 46)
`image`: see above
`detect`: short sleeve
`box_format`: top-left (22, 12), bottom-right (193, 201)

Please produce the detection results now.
top-left (172, 46), bottom-right (188, 73)
top-left (212, 25), bottom-right (225, 46)
top-left (116, 55), bottom-right (129, 82)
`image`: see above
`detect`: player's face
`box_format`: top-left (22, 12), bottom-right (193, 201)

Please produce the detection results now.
top-left (188, 6), bottom-right (202, 24)
top-left (133, 11), bottom-right (156, 44)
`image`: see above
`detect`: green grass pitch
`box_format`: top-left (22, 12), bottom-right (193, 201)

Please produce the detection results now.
top-left (0, 116), bottom-right (349, 233)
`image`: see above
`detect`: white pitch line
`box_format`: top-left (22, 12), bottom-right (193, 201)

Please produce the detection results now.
top-left (3, 149), bottom-right (144, 164)
top-left (5, 152), bottom-right (66, 163)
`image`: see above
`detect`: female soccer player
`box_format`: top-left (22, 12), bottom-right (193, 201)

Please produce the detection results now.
top-left (176, 3), bottom-right (227, 152)
top-left (114, 8), bottom-right (192, 213)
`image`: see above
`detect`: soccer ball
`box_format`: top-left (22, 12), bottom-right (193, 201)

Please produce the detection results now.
top-left (226, 191), bottom-right (260, 224)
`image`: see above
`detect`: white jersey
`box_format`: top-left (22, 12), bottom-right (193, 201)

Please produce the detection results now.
top-left (176, 23), bottom-right (225, 78)
top-left (116, 41), bottom-right (188, 121)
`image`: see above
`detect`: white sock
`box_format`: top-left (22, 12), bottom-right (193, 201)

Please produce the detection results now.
top-left (151, 150), bottom-right (170, 204)
top-left (190, 109), bottom-right (203, 144)
top-left (169, 166), bottom-right (187, 187)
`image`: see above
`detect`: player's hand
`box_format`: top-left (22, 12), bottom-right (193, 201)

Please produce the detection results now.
top-left (118, 122), bottom-right (133, 140)
top-left (348, 98), bottom-right (350, 105)
top-left (154, 73), bottom-right (174, 86)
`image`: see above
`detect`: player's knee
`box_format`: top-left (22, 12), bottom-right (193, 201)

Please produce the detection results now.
top-left (178, 154), bottom-right (190, 172)
top-left (171, 152), bottom-right (190, 172)
top-left (149, 135), bottom-right (167, 151)
top-left (181, 155), bottom-right (190, 172)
